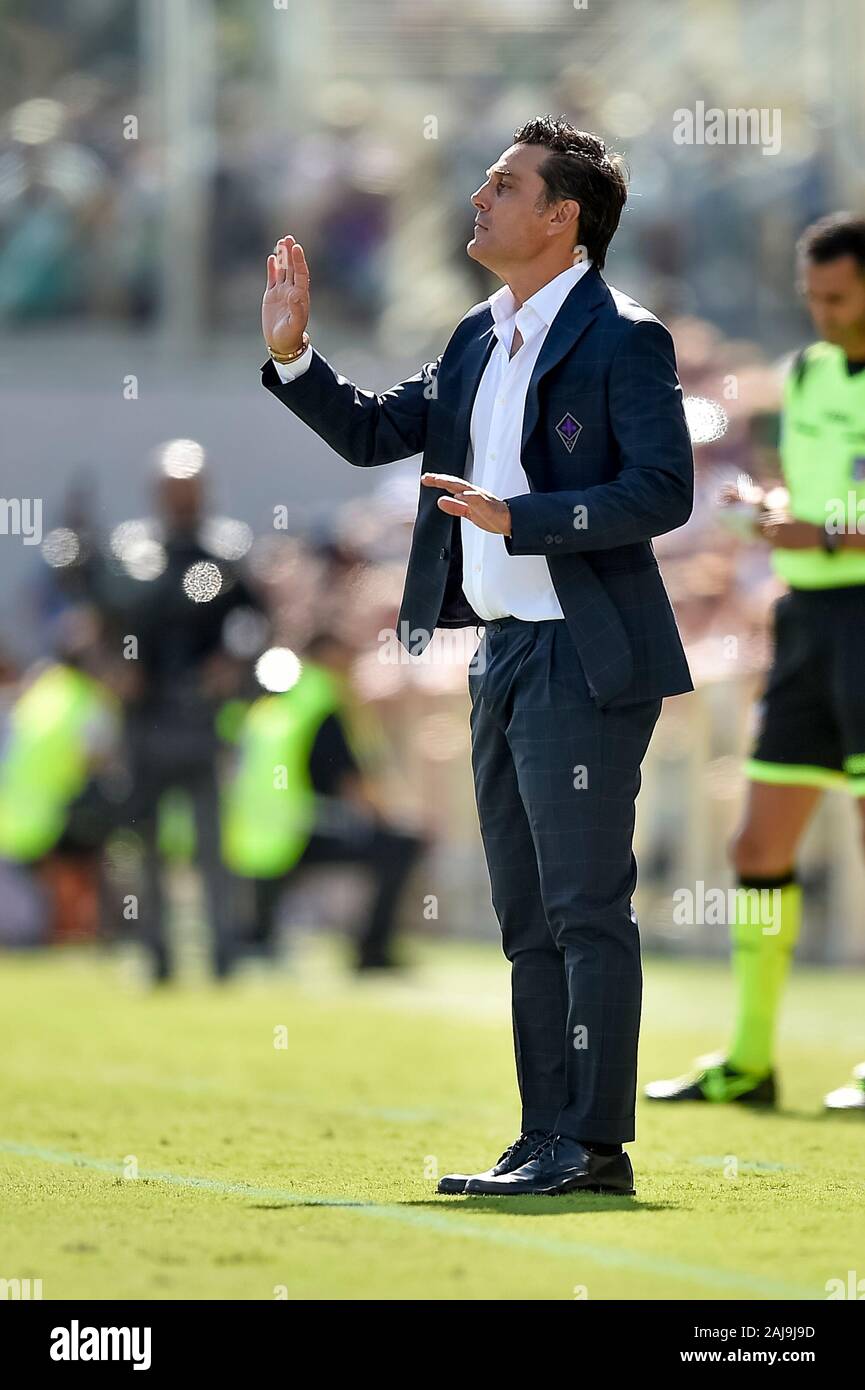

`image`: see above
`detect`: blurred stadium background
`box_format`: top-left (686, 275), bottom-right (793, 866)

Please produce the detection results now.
top-left (2, 0), bottom-right (865, 971)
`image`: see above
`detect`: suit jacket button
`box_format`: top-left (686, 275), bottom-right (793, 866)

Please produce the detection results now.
top-left (554, 535), bottom-right (563, 543)
top-left (439, 547), bottom-right (449, 560)
top-left (544, 533), bottom-right (553, 544)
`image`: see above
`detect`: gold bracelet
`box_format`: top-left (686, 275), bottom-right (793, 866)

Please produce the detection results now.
top-left (267, 332), bottom-right (310, 364)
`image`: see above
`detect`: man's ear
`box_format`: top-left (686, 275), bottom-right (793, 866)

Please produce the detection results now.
top-left (549, 198), bottom-right (580, 242)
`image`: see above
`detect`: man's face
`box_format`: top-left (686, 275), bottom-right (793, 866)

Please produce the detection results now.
top-left (467, 143), bottom-right (576, 272)
top-left (803, 255), bottom-right (865, 351)
top-left (158, 475), bottom-right (203, 533)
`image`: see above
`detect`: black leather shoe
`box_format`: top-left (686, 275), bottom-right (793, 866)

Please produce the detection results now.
top-left (463, 1134), bottom-right (635, 1196)
top-left (436, 1130), bottom-right (551, 1195)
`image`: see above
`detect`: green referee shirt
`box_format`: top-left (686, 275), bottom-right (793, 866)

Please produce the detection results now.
top-left (773, 342), bottom-right (865, 588)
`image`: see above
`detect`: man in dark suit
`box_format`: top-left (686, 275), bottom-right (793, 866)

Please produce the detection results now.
top-left (260, 115), bottom-right (694, 1197)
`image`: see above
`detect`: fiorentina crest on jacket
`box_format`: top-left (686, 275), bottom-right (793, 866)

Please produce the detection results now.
top-left (556, 413), bottom-right (582, 453)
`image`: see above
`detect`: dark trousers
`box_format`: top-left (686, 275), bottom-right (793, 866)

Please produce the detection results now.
top-left (125, 719), bottom-right (236, 980)
top-left (250, 816), bottom-right (425, 967)
top-left (469, 618), bottom-right (661, 1143)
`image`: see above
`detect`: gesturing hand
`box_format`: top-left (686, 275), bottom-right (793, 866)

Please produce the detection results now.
top-left (421, 473), bottom-right (512, 535)
top-left (262, 235), bottom-right (310, 356)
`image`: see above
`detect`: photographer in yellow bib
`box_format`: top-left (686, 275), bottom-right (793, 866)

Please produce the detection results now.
top-left (647, 214), bottom-right (865, 1113)
top-left (0, 608), bottom-right (123, 942)
top-left (222, 629), bottom-right (427, 972)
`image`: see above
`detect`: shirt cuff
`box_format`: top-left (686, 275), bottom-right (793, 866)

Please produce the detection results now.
top-left (270, 343), bottom-right (313, 383)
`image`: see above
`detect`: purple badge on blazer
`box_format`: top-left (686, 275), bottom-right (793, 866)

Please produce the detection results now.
top-left (556, 413), bottom-right (583, 453)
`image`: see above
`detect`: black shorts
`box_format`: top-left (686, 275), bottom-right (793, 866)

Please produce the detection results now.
top-left (747, 586), bottom-right (865, 794)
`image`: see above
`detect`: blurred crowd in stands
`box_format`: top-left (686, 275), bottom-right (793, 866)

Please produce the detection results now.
top-left (0, 442), bottom-right (437, 974)
top-left (0, 344), bottom-right (789, 974)
top-left (0, 0), bottom-right (844, 349)
top-left (2, 0), bottom-right (856, 969)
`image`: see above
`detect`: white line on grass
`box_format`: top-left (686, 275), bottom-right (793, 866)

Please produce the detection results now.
top-left (691, 1155), bottom-right (797, 1172)
top-left (1, 1139), bottom-right (817, 1299)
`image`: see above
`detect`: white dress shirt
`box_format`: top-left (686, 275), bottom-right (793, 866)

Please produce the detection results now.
top-left (269, 258), bottom-right (593, 622)
top-left (461, 260), bottom-right (592, 620)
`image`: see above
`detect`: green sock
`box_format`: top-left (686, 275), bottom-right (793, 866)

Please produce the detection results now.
top-left (727, 878), bottom-right (801, 1077)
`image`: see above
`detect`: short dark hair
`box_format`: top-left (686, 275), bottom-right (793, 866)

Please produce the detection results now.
top-left (513, 115), bottom-right (628, 270)
top-left (797, 212), bottom-right (865, 275)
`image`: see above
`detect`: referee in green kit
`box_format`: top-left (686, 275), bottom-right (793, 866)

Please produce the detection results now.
top-left (647, 213), bottom-right (865, 1114)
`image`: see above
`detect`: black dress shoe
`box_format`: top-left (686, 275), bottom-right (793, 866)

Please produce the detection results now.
top-left (463, 1134), bottom-right (635, 1196)
top-left (436, 1130), bottom-right (550, 1195)
top-left (355, 956), bottom-right (400, 973)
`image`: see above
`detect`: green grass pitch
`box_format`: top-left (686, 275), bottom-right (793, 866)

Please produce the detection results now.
top-left (2, 937), bottom-right (863, 1301)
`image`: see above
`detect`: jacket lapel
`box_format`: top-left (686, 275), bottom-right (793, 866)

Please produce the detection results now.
top-left (520, 265), bottom-right (607, 457)
top-left (448, 319), bottom-right (496, 480)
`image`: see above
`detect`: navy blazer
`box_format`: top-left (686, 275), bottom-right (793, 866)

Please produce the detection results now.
top-left (261, 265), bottom-right (694, 708)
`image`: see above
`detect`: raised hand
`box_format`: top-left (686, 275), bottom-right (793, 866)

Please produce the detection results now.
top-left (262, 235), bottom-right (311, 356)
